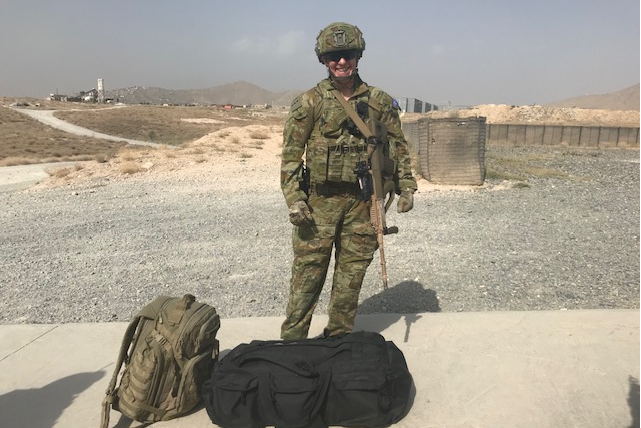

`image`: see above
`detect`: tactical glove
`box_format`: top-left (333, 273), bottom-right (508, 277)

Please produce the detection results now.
top-left (397, 190), bottom-right (414, 213)
top-left (288, 200), bottom-right (313, 226)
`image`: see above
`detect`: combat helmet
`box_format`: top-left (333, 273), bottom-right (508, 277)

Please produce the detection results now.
top-left (315, 22), bottom-right (365, 62)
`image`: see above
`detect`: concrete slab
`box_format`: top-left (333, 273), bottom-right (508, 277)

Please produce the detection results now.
top-left (0, 163), bottom-right (57, 193)
top-left (0, 310), bottom-right (638, 428)
top-left (0, 324), bottom-right (58, 361)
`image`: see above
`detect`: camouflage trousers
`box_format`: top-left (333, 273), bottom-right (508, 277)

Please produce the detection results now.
top-left (281, 187), bottom-right (377, 340)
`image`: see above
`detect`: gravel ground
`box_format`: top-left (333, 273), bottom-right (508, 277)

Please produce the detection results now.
top-left (0, 145), bottom-right (639, 324)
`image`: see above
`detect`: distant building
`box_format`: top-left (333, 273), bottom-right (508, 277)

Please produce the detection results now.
top-left (394, 97), bottom-right (438, 113)
top-left (48, 78), bottom-right (105, 103)
top-left (81, 89), bottom-right (99, 102)
top-left (48, 94), bottom-right (67, 102)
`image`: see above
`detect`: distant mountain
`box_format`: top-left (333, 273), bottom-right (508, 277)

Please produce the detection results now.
top-left (106, 81), bottom-right (300, 107)
top-left (545, 83), bottom-right (639, 111)
top-left (106, 81), bottom-right (640, 112)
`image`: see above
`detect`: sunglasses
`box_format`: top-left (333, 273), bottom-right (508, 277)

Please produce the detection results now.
top-left (325, 50), bottom-right (359, 62)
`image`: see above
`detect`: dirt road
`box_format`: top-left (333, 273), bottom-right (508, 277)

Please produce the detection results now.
top-left (12, 107), bottom-right (162, 147)
top-left (1, 107), bottom-right (170, 192)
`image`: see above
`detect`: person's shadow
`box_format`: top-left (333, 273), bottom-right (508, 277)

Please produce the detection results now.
top-left (0, 370), bottom-right (105, 428)
top-left (629, 376), bottom-right (640, 428)
top-left (356, 280), bottom-right (440, 342)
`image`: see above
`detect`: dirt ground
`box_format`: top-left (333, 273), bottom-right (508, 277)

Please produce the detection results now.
top-left (33, 122), bottom-right (285, 192)
top-left (16, 103), bottom-right (640, 192)
top-left (404, 104), bottom-right (640, 127)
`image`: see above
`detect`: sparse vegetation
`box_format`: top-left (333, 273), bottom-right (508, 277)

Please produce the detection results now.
top-left (249, 141), bottom-right (265, 149)
top-left (2, 99), bottom-right (636, 189)
top-left (485, 152), bottom-right (570, 182)
top-left (523, 165), bottom-right (568, 179)
top-left (1, 100), bottom-right (286, 168)
top-left (118, 148), bottom-right (143, 161)
top-left (485, 169), bottom-right (527, 182)
top-left (119, 162), bottom-right (144, 175)
top-left (46, 164), bottom-right (85, 179)
top-left (54, 105), bottom-right (284, 146)
top-left (0, 105), bottom-right (127, 166)
top-left (249, 130), bottom-right (270, 139)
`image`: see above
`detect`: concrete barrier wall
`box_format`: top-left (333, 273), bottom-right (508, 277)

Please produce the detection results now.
top-left (487, 124), bottom-right (640, 149)
top-left (402, 121), bottom-right (640, 177)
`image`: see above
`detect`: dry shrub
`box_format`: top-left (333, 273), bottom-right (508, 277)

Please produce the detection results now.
top-left (70, 155), bottom-right (96, 162)
top-left (119, 162), bottom-right (144, 175)
top-left (485, 170), bottom-right (526, 181)
top-left (159, 145), bottom-right (178, 158)
top-left (248, 142), bottom-right (265, 150)
top-left (523, 166), bottom-right (568, 179)
top-left (118, 148), bottom-right (142, 161)
top-left (46, 164), bottom-right (84, 179)
top-left (47, 167), bottom-right (72, 178)
top-left (249, 130), bottom-right (270, 140)
top-left (194, 139), bottom-right (220, 148)
top-left (239, 152), bottom-right (253, 159)
top-left (229, 135), bottom-right (241, 145)
top-left (0, 157), bottom-right (37, 167)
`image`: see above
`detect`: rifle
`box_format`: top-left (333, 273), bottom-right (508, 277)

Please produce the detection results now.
top-left (332, 90), bottom-right (398, 289)
top-left (364, 119), bottom-right (398, 290)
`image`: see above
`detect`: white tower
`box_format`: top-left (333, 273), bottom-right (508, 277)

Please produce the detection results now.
top-left (97, 78), bottom-right (105, 103)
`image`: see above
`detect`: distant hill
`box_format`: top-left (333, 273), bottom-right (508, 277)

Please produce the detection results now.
top-left (545, 83), bottom-right (639, 111)
top-left (107, 81), bottom-right (300, 107)
top-left (106, 81), bottom-right (640, 112)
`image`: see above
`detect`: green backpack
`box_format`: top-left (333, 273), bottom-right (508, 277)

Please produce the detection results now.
top-left (100, 294), bottom-right (220, 428)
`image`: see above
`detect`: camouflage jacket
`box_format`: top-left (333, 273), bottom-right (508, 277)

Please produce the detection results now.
top-left (281, 75), bottom-right (417, 207)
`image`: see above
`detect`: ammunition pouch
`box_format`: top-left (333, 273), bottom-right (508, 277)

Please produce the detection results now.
top-left (353, 161), bottom-right (372, 201)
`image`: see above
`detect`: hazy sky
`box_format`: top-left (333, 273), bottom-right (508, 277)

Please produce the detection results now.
top-left (1, 0), bottom-right (638, 106)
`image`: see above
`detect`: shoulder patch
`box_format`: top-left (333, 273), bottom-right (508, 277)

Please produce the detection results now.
top-left (289, 96), bottom-right (308, 121)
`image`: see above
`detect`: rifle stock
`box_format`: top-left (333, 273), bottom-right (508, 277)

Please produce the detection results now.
top-left (367, 133), bottom-right (397, 289)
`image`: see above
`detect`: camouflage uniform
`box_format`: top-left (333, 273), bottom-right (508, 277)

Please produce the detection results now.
top-left (280, 74), bottom-right (417, 340)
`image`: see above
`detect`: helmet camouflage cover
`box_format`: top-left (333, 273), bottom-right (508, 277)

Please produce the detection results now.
top-left (315, 22), bottom-right (365, 62)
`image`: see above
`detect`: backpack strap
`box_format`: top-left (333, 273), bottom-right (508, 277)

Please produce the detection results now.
top-left (100, 316), bottom-right (143, 428)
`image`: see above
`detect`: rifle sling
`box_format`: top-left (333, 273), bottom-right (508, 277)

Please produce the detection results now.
top-left (330, 89), bottom-right (373, 139)
top-left (330, 89), bottom-right (395, 210)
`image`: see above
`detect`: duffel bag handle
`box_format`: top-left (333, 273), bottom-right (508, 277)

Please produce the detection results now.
top-left (238, 354), bottom-right (318, 378)
top-left (257, 372), bottom-right (331, 428)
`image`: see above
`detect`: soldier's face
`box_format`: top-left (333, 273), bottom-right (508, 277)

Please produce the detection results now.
top-left (324, 50), bottom-right (359, 79)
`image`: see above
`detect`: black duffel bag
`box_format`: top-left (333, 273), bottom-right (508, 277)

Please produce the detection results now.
top-left (202, 330), bottom-right (413, 428)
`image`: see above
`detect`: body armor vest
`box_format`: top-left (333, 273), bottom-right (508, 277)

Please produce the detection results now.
top-left (307, 86), bottom-right (383, 185)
